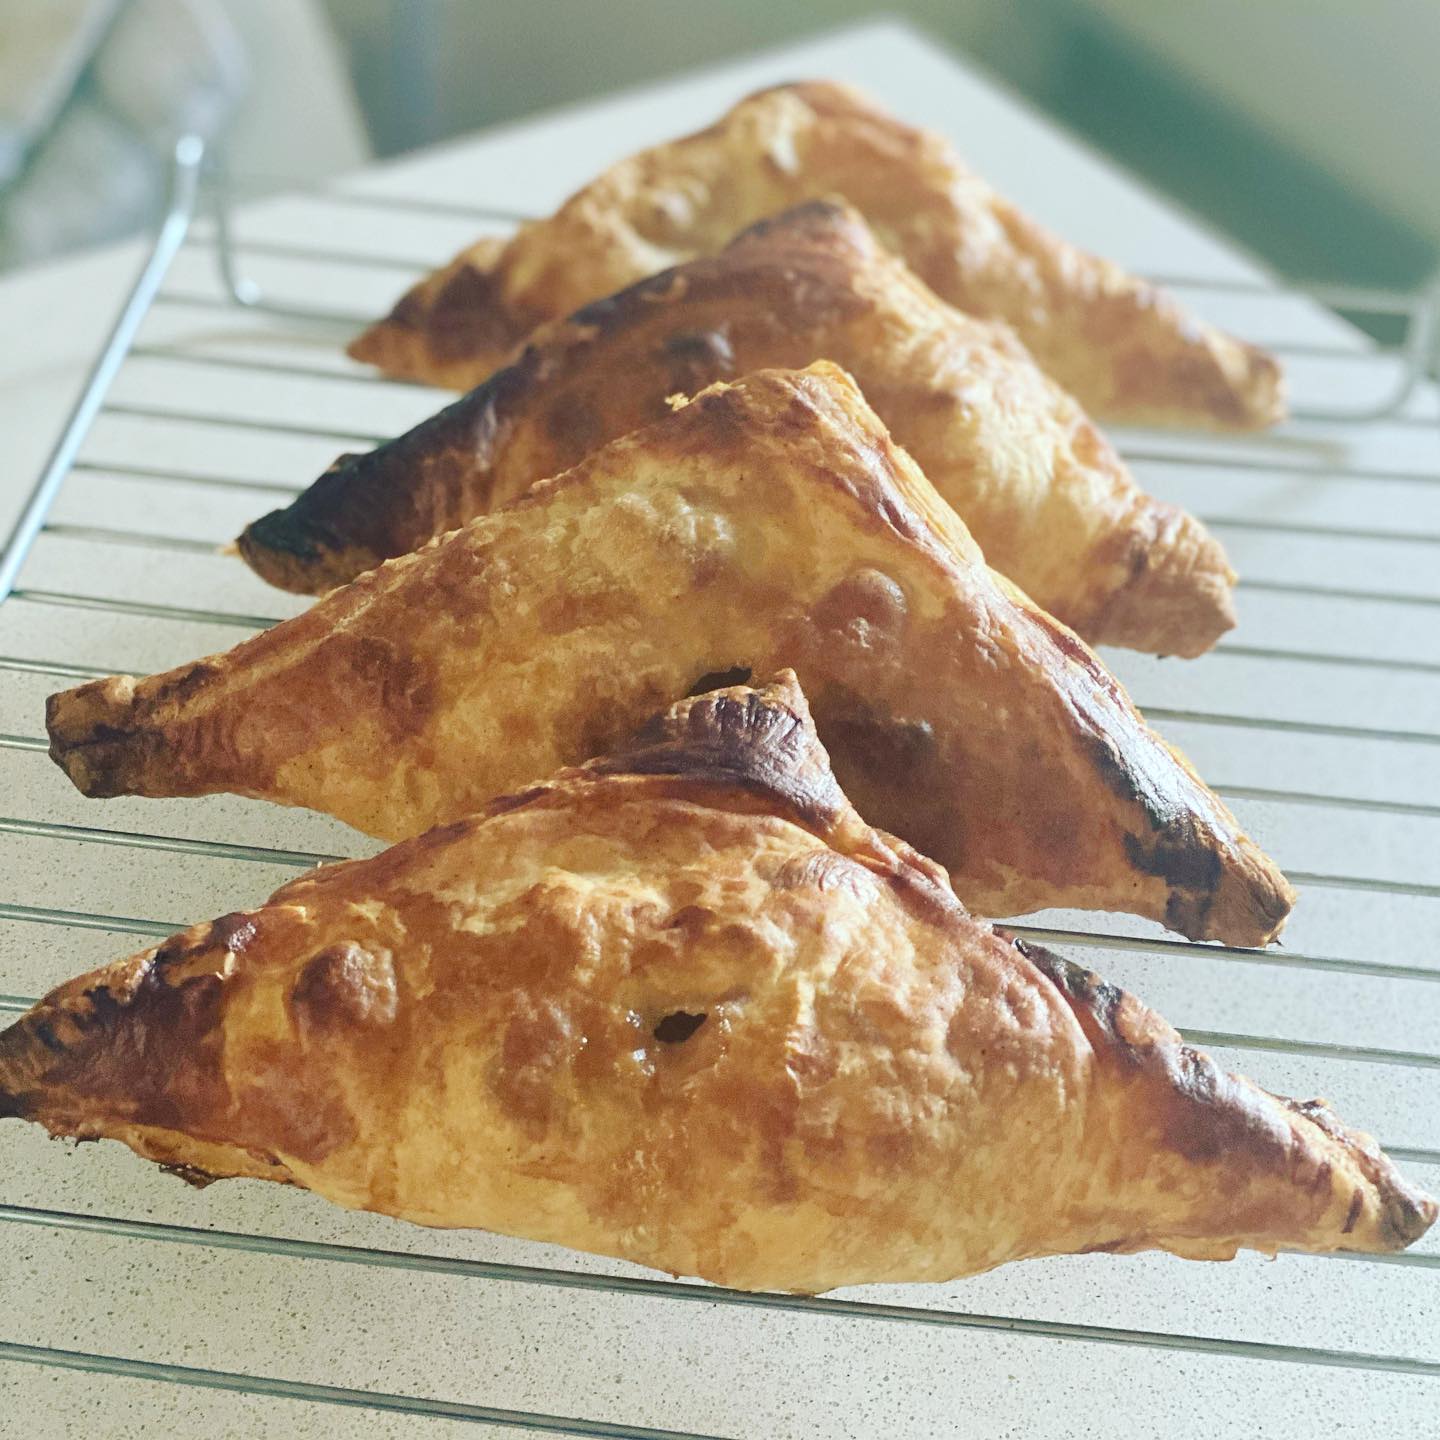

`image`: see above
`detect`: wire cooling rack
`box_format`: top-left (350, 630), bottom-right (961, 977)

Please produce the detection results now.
top-left (0, 134), bottom-right (1438, 1438)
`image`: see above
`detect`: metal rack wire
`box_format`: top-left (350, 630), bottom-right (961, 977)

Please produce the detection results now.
top-left (1, 134), bottom-right (1438, 1437)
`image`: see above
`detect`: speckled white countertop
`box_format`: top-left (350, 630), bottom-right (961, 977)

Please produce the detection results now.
top-left (0, 19), bottom-right (1437, 1439)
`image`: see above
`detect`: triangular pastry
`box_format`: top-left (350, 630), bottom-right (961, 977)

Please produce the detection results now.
top-left (254, 202), bottom-right (1236, 658)
top-left (7, 676), bottom-right (1431, 1293)
top-left (349, 81), bottom-right (1285, 430)
top-left (48, 365), bottom-right (1293, 945)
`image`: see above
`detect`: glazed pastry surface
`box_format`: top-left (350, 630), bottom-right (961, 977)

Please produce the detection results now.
top-left (255, 203), bottom-right (1234, 657)
top-left (50, 366), bottom-right (1293, 944)
top-left (349, 81), bottom-right (1285, 430)
top-left (6, 677), bottom-right (1428, 1293)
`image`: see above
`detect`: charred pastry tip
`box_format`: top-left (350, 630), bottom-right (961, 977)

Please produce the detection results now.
top-left (0, 1012), bottom-right (36, 1118)
top-left (236, 510), bottom-right (361, 596)
top-left (1195, 840), bottom-right (1295, 951)
top-left (1283, 1098), bottom-right (1438, 1250)
top-left (45, 676), bottom-right (142, 797)
top-left (1379, 1172), bottom-right (1438, 1249)
top-left (0, 978), bottom-right (117, 1118)
top-left (239, 508), bottom-right (324, 566)
top-left (1149, 845), bottom-right (1294, 952)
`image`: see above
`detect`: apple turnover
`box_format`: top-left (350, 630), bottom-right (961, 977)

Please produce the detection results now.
top-left (48, 365), bottom-right (1292, 944)
top-left (6, 675), bottom-right (1429, 1293)
top-left (251, 202), bottom-right (1234, 658)
top-left (349, 81), bottom-right (1285, 429)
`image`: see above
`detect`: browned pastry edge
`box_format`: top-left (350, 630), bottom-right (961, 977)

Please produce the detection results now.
top-left (3, 674), bottom-right (1432, 1290)
top-left (346, 235), bottom-right (526, 389)
top-left (248, 201), bottom-right (1238, 661)
top-left (48, 364), bottom-right (1293, 946)
top-left (345, 81), bottom-right (1286, 431)
top-left (1012, 937), bottom-right (1436, 1251)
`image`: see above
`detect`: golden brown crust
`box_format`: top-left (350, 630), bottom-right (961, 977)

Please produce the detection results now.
top-left (260, 203), bottom-right (1235, 657)
top-left (352, 235), bottom-right (526, 389)
top-left (1010, 937), bottom-right (1435, 1258)
top-left (49, 364), bottom-right (1292, 944)
top-left (349, 81), bottom-right (1285, 429)
top-left (7, 675), bottom-right (1429, 1292)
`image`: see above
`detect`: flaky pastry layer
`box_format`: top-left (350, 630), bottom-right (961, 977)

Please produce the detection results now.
top-left (255, 203), bottom-right (1234, 658)
top-left (51, 365), bottom-right (1293, 944)
top-left (6, 676), bottom-right (1428, 1292)
top-left (350, 81), bottom-right (1285, 430)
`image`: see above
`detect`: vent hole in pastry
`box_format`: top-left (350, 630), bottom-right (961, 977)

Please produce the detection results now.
top-left (653, 1010), bottom-right (708, 1044)
top-left (686, 666), bottom-right (751, 696)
